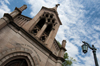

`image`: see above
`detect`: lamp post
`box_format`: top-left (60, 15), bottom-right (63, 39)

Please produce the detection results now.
top-left (81, 41), bottom-right (99, 66)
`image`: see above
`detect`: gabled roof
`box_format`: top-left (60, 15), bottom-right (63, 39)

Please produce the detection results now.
top-left (41, 4), bottom-right (62, 25)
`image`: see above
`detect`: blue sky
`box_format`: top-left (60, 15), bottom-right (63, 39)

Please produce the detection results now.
top-left (0, 0), bottom-right (100, 66)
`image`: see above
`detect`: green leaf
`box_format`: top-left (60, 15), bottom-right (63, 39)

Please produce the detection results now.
top-left (57, 41), bottom-right (61, 47)
top-left (64, 53), bottom-right (69, 59)
top-left (63, 53), bottom-right (76, 66)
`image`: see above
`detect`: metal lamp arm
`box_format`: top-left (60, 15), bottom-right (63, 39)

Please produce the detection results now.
top-left (86, 43), bottom-right (93, 50)
top-left (82, 41), bottom-right (93, 50)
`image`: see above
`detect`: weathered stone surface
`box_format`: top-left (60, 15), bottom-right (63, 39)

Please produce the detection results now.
top-left (0, 5), bottom-right (66, 66)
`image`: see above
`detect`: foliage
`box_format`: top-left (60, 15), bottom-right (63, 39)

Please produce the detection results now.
top-left (62, 52), bottom-right (76, 66)
top-left (57, 41), bottom-right (61, 47)
top-left (57, 41), bottom-right (76, 66)
top-left (64, 53), bottom-right (69, 59)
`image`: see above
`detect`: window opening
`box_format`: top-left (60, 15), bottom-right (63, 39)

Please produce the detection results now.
top-left (32, 18), bottom-right (45, 35)
top-left (52, 19), bottom-right (55, 23)
top-left (48, 19), bottom-right (50, 22)
top-left (50, 14), bottom-right (53, 18)
top-left (44, 24), bottom-right (52, 35)
top-left (36, 18), bottom-right (45, 29)
top-left (46, 14), bottom-right (49, 17)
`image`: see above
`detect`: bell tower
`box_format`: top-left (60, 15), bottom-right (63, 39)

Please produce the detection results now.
top-left (22, 4), bottom-right (62, 49)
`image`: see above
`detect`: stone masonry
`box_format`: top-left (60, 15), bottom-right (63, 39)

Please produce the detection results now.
top-left (0, 4), bottom-right (66, 66)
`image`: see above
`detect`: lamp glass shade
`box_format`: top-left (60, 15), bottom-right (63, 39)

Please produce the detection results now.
top-left (82, 44), bottom-right (88, 53)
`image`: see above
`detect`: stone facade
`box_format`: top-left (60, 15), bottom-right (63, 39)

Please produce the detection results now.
top-left (0, 4), bottom-right (66, 66)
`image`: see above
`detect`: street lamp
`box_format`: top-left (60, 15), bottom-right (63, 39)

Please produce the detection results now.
top-left (81, 43), bottom-right (88, 53)
top-left (81, 41), bottom-right (99, 66)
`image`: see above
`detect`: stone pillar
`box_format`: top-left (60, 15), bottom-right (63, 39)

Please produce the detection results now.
top-left (56, 40), bottom-right (66, 66)
top-left (59, 40), bottom-right (67, 58)
top-left (45, 28), bottom-right (54, 48)
top-left (36, 23), bottom-right (48, 38)
top-left (0, 5), bottom-right (27, 30)
top-left (10, 5), bottom-right (27, 18)
top-left (55, 60), bottom-right (62, 66)
top-left (44, 24), bottom-right (60, 49)
top-left (62, 40), bottom-right (66, 48)
top-left (19, 5), bottom-right (27, 12)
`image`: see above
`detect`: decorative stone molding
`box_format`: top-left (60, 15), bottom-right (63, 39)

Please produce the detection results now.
top-left (0, 47), bottom-right (40, 66)
top-left (3, 13), bottom-right (13, 22)
top-left (14, 15), bottom-right (31, 27)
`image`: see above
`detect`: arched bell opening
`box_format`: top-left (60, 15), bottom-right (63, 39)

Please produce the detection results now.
top-left (45, 24), bottom-right (52, 36)
top-left (32, 18), bottom-right (46, 35)
top-left (40, 24), bottom-right (52, 42)
top-left (36, 18), bottom-right (45, 29)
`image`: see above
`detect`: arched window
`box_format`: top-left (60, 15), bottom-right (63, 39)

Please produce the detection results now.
top-left (36, 18), bottom-right (45, 29)
top-left (40, 24), bottom-right (52, 42)
top-left (45, 24), bottom-right (52, 35)
top-left (32, 18), bottom-right (46, 35)
top-left (5, 59), bottom-right (28, 66)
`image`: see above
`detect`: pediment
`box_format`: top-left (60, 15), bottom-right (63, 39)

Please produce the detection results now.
top-left (41, 6), bottom-right (62, 25)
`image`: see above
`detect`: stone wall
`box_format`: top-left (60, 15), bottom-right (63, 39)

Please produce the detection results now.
top-left (0, 24), bottom-right (57, 66)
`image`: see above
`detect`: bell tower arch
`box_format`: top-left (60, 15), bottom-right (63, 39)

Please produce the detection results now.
top-left (22, 4), bottom-right (62, 49)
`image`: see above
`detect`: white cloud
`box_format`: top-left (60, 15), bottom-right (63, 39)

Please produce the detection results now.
top-left (24, 0), bottom-right (58, 17)
top-left (4, 0), bottom-right (10, 4)
top-left (93, 25), bottom-right (100, 31)
top-left (0, 0), bottom-right (11, 18)
top-left (77, 54), bottom-right (95, 66)
top-left (66, 41), bottom-right (79, 57)
top-left (24, 0), bottom-right (100, 66)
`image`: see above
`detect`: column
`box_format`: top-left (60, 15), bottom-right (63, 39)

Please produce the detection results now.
top-left (58, 40), bottom-right (67, 58)
top-left (36, 23), bottom-right (48, 38)
top-left (10, 5), bottom-right (27, 18)
top-left (19, 5), bottom-right (27, 12)
top-left (55, 60), bottom-right (62, 66)
top-left (45, 28), bottom-right (54, 48)
top-left (62, 40), bottom-right (66, 48)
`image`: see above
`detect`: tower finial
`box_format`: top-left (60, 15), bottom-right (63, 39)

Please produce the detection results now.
top-left (55, 4), bottom-right (60, 8)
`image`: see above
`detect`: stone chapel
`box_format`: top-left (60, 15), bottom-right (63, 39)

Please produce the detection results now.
top-left (0, 4), bottom-right (66, 66)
